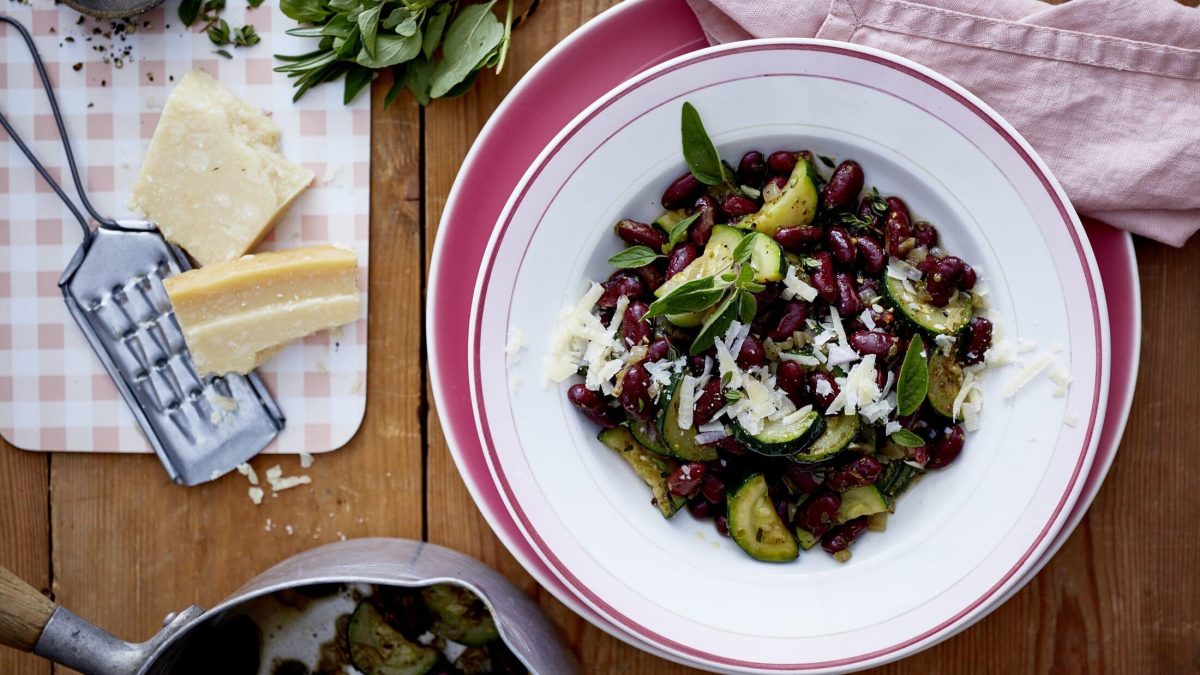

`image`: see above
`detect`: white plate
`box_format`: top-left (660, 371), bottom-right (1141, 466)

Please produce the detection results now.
top-left (469, 39), bottom-right (1108, 672)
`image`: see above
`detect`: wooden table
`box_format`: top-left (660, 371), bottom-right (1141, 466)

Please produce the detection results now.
top-left (3, 1), bottom-right (1198, 673)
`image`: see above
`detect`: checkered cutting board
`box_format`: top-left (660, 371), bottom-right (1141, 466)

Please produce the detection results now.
top-left (0, 1), bottom-right (370, 454)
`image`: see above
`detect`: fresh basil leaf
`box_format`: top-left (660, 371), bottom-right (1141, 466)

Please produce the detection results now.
top-left (382, 5), bottom-right (411, 29)
top-left (647, 277), bottom-right (727, 318)
top-left (430, 0), bottom-right (503, 97)
top-left (281, 0), bottom-right (330, 22)
top-left (207, 19), bottom-right (231, 45)
top-left (321, 12), bottom-right (355, 37)
top-left (736, 261), bottom-right (754, 285)
top-left (737, 290), bottom-right (756, 324)
top-left (732, 233), bottom-right (756, 265)
top-left (356, 3), bottom-right (381, 56)
top-left (394, 15), bottom-right (420, 37)
top-left (385, 65), bottom-right (408, 107)
top-left (663, 212), bottom-right (699, 254)
top-left (897, 336), bottom-right (929, 416)
top-left (721, 371), bottom-right (733, 386)
top-left (248, 0), bottom-right (264, 7)
top-left (328, 0), bottom-right (359, 11)
top-left (691, 292), bottom-right (739, 355)
top-left (334, 25), bottom-right (362, 60)
top-left (680, 102), bottom-right (726, 186)
top-left (402, 0), bottom-right (441, 9)
top-left (720, 271), bottom-right (737, 283)
top-left (741, 280), bottom-right (765, 293)
top-left (405, 55), bottom-right (435, 105)
top-left (179, 0), bottom-right (202, 26)
top-left (422, 2), bottom-right (452, 58)
top-left (725, 391), bottom-right (743, 404)
top-left (343, 64), bottom-right (375, 103)
top-left (440, 68), bottom-right (479, 97)
top-left (818, 154), bottom-right (836, 169)
top-left (608, 246), bottom-right (662, 270)
top-left (213, 48), bottom-right (233, 58)
top-left (890, 428), bottom-right (926, 448)
top-left (356, 30), bottom-right (421, 68)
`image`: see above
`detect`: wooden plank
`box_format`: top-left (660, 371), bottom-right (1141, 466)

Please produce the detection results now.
top-left (45, 83), bottom-right (425, 670)
top-left (0, 441), bottom-right (50, 675)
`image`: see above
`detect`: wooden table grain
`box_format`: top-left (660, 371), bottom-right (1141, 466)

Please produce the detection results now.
top-left (3, 1), bottom-right (1199, 673)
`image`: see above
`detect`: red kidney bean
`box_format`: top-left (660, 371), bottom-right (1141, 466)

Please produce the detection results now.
top-left (752, 283), bottom-right (783, 313)
top-left (597, 272), bottom-right (645, 308)
top-left (715, 435), bottom-right (748, 456)
top-left (825, 455), bottom-right (883, 492)
top-left (824, 225), bottom-right (857, 267)
top-left (808, 371), bottom-right (841, 410)
top-left (928, 425), bottom-right (965, 469)
top-left (665, 244), bottom-right (698, 280)
top-left (836, 271), bottom-right (862, 316)
top-left (737, 151), bottom-right (767, 187)
top-left (769, 301), bottom-right (810, 341)
top-left (821, 160), bottom-right (865, 211)
top-left (692, 377), bottom-right (725, 426)
top-left (619, 365), bottom-right (655, 420)
top-left (736, 335), bottom-right (767, 369)
top-left (700, 473), bottom-right (726, 504)
top-left (720, 195), bottom-right (759, 220)
top-left (796, 492), bottom-right (841, 537)
top-left (785, 465), bottom-right (823, 494)
top-left (622, 301), bottom-right (652, 348)
top-left (849, 330), bottom-right (898, 358)
top-left (646, 337), bottom-right (672, 362)
top-left (662, 172), bottom-right (703, 210)
top-left (884, 211), bottom-right (914, 257)
top-left (714, 515), bottom-right (730, 537)
top-left (635, 263), bottom-right (663, 293)
top-left (690, 194), bottom-right (719, 247)
top-left (774, 225), bottom-right (823, 252)
top-left (810, 251), bottom-right (840, 304)
top-left (856, 197), bottom-right (884, 230)
top-left (688, 498), bottom-right (713, 519)
top-left (885, 196), bottom-right (910, 220)
top-left (959, 317), bottom-right (993, 366)
top-left (905, 443), bottom-right (930, 466)
top-left (767, 150), bottom-right (799, 175)
top-left (915, 254), bottom-right (937, 276)
top-left (925, 256), bottom-right (965, 306)
top-left (821, 516), bottom-right (869, 554)
top-left (958, 263), bottom-right (977, 291)
top-left (668, 462), bottom-right (708, 498)
top-left (856, 235), bottom-right (887, 275)
top-left (567, 384), bottom-right (619, 429)
top-left (615, 219), bottom-right (668, 250)
top-left (776, 360), bottom-right (809, 407)
top-left (689, 354), bottom-right (708, 375)
top-left (913, 220), bottom-right (938, 248)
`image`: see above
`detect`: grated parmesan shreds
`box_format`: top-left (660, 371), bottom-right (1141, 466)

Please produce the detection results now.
top-left (1017, 338), bottom-right (1038, 354)
top-left (828, 307), bottom-right (848, 346)
top-left (505, 329), bottom-right (528, 364)
top-left (1001, 353), bottom-right (1055, 398)
top-left (860, 309), bottom-right (876, 332)
top-left (677, 375), bottom-right (698, 430)
top-left (782, 266), bottom-right (818, 302)
top-left (887, 258), bottom-right (923, 281)
top-left (544, 283), bottom-right (605, 382)
top-left (779, 351), bottom-right (820, 366)
top-left (826, 355), bottom-right (880, 416)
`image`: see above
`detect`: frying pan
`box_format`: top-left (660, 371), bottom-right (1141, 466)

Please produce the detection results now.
top-left (0, 538), bottom-right (580, 674)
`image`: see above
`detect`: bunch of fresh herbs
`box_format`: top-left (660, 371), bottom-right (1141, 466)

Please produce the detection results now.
top-left (179, 0), bottom-right (262, 58)
top-left (275, 0), bottom-right (516, 105)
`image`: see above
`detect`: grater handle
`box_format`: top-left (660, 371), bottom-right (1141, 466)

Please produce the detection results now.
top-left (0, 16), bottom-right (118, 245)
top-left (0, 564), bottom-right (55, 652)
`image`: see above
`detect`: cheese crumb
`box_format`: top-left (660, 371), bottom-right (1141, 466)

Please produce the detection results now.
top-left (248, 487), bottom-right (264, 505)
top-left (1063, 412), bottom-right (1078, 427)
top-left (265, 464), bottom-right (312, 492)
top-left (781, 266), bottom-right (818, 302)
top-left (235, 462), bottom-right (259, 485)
top-left (1001, 354), bottom-right (1055, 398)
top-left (299, 452), bottom-right (314, 469)
top-left (505, 329), bottom-right (528, 365)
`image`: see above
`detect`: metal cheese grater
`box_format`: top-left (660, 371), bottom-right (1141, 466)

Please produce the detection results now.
top-left (1, 16), bottom-right (285, 485)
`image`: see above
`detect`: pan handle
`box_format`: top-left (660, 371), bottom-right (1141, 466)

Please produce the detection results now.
top-left (0, 564), bottom-right (55, 652)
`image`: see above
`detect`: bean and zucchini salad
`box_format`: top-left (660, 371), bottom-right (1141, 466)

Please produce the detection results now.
top-left (549, 103), bottom-right (995, 563)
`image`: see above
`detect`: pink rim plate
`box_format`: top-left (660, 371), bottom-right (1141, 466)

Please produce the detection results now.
top-left (427, 0), bottom-right (1140, 666)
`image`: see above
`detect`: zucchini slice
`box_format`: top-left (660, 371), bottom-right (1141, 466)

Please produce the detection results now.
top-left (878, 462), bottom-right (922, 499)
top-left (598, 427), bottom-right (687, 517)
top-left (628, 418), bottom-right (670, 456)
top-left (835, 485), bottom-right (889, 523)
top-left (655, 225), bottom-right (743, 298)
top-left (658, 377), bottom-right (719, 462)
top-left (927, 352), bottom-right (964, 419)
top-left (744, 232), bottom-right (785, 282)
top-left (734, 410), bottom-right (825, 457)
top-left (794, 527), bottom-right (820, 551)
top-left (420, 585), bottom-right (500, 647)
top-left (727, 474), bottom-right (799, 562)
top-left (882, 274), bottom-right (973, 336)
top-left (348, 601), bottom-right (440, 675)
top-left (739, 158), bottom-right (819, 236)
top-left (791, 415), bottom-right (859, 464)
top-left (653, 209), bottom-right (690, 233)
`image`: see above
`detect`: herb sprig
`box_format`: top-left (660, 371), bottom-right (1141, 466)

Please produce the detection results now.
top-left (275, 0), bottom-right (517, 105)
top-left (179, 0), bottom-right (261, 57)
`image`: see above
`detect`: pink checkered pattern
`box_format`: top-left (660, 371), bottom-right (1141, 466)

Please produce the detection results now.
top-left (0, 1), bottom-right (370, 454)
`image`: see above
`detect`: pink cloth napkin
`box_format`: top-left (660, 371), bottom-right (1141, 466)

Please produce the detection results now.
top-left (686, 0), bottom-right (1200, 246)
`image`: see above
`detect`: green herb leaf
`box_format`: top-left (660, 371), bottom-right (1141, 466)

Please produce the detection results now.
top-left (214, 48), bottom-right (234, 58)
top-left (382, 6), bottom-right (411, 29)
top-left (608, 246), bottom-right (662, 270)
top-left (402, 0), bottom-right (441, 9)
top-left (385, 65), bottom-right (408, 107)
top-left (343, 64), bottom-right (375, 103)
top-left (248, 0), bottom-right (265, 8)
top-left (663, 212), bottom-right (700, 254)
top-left (869, 187), bottom-right (888, 215)
top-left (741, 280), bottom-right (766, 293)
top-left (281, 0), bottom-right (331, 23)
top-left (404, 55), bottom-right (435, 105)
top-left (430, 0), bottom-right (503, 97)
top-left (897, 336), bottom-right (929, 416)
top-left (207, 19), bottom-right (231, 45)
top-left (356, 30), bottom-right (421, 68)
top-left (356, 3), bottom-right (381, 56)
top-left (739, 185), bottom-right (761, 199)
top-left (647, 277), bottom-right (728, 318)
top-left (735, 261), bottom-right (755, 285)
top-left (890, 428), bottom-right (926, 448)
top-left (732, 233), bottom-right (756, 265)
top-left (680, 102), bottom-right (726, 185)
top-left (691, 292), bottom-right (739, 355)
top-left (818, 154), bottom-right (836, 169)
top-left (179, 0), bottom-right (202, 26)
top-left (421, 2), bottom-right (452, 58)
top-left (233, 25), bottom-right (261, 47)
top-left (725, 390), bottom-right (744, 404)
top-left (737, 290), bottom-right (756, 324)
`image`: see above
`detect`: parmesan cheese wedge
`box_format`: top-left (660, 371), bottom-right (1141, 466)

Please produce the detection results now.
top-left (130, 70), bottom-right (314, 265)
top-left (164, 245), bottom-right (360, 376)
